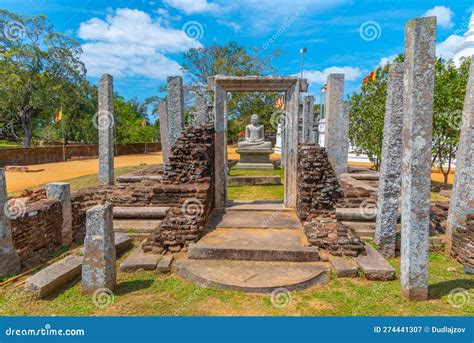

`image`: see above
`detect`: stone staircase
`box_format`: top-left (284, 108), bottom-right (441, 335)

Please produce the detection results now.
top-left (173, 201), bottom-right (330, 292)
top-left (113, 206), bottom-right (169, 238)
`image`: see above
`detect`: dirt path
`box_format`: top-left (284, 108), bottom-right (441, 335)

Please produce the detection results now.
top-left (6, 153), bottom-right (162, 193)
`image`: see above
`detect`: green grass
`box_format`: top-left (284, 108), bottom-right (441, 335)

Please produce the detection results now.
top-left (0, 140), bottom-right (21, 149)
top-left (430, 192), bottom-right (449, 202)
top-left (227, 167), bottom-right (284, 201)
top-left (9, 164), bottom-right (159, 196)
top-left (0, 252), bottom-right (471, 316)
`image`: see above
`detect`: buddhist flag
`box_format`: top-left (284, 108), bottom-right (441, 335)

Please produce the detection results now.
top-left (54, 110), bottom-right (62, 124)
top-left (275, 95), bottom-right (285, 110)
top-left (363, 70), bottom-right (377, 84)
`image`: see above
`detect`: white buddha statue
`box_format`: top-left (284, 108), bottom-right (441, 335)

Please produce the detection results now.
top-left (238, 114), bottom-right (272, 150)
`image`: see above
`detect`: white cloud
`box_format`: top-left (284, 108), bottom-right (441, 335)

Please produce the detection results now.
top-left (377, 54), bottom-right (398, 67)
top-left (163, 0), bottom-right (220, 14)
top-left (436, 34), bottom-right (465, 60)
top-left (302, 66), bottom-right (363, 85)
top-left (78, 8), bottom-right (202, 79)
top-left (424, 6), bottom-right (454, 29)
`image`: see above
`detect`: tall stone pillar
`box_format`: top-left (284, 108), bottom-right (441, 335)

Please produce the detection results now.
top-left (0, 168), bottom-right (20, 277)
top-left (445, 56), bottom-right (474, 260)
top-left (400, 17), bottom-right (436, 301)
top-left (158, 102), bottom-right (171, 165)
top-left (166, 76), bottom-right (184, 147)
top-left (213, 83), bottom-right (228, 208)
top-left (285, 80), bottom-right (300, 208)
top-left (46, 182), bottom-right (73, 246)
top-left (82, 204), bottom-right (116, 294)
top-left (194, 92), bottom-right (208, 125)
top-left (98, 74), bottom-right (115, 185)
top-left (374, 62), bottom-right (405, 258)
top-left (302, 96), bottom-right (315, 143)
top-left (324, 74), bottom-right (347, 176)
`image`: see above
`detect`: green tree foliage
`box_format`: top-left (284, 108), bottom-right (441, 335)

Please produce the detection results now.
top-left (181, 41), bottom-right (281, 143)
top-left (0, 9), bottom-right (86, 147)
top-left (432, 57), bottom-right (471, 187)
top-left (114, 96), bottom-right (157, 144)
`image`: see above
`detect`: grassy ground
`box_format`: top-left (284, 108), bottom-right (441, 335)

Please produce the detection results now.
top-left (227, 167), bottom-right (284, 201)
top-left (10, 165), bottom-right (159, 196)
top-left (0, 140), bottom-right (21, 148)
top-left (0, 251), bottom-right (471, 316)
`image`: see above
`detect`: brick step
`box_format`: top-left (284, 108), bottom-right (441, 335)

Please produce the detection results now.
top-left (113, 206), bottom-right (168, 219)
top-left (189, 228), bottom-right (319, 262)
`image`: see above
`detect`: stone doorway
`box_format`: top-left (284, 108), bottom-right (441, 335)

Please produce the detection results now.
top-left (208, 75), bottom-right (308, 209)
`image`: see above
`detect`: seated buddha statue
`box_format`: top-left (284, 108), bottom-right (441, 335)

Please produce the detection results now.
top-left (237, 114), bottom-right (273, 150)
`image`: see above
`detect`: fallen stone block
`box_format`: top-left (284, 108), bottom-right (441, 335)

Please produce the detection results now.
top-left (120, 246), bottom-right (160, 272)
top-left (115, 233), bottom-right (133, 256)
top-left (157, 255), bottom-right (174, 273)
top-left (327, 255), bottom-right (358, 277)
top-left (25, 255), bottom-right (82, 298)
top-left (355, 244), bottom-right (396, 281)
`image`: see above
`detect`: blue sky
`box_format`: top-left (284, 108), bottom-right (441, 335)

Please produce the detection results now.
top-left (2, 0), bottom-right (473, 108)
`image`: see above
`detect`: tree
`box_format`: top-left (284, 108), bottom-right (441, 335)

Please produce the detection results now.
top-left (0, 9), bottom-right (86, 147)
top-left (432, 57), bottom-right (471, 188)
top-left (181, 42), bottom-right (281, 143)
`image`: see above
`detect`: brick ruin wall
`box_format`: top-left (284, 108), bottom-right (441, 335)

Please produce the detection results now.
top-left (451, 214), bottom-right (473, 271)
top-left (296, 144), bottom-right (365, 257)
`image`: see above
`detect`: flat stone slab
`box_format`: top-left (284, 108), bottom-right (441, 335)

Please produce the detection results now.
top-left (234, 163), bottom-right (274, 170)
top-left (326, 255), bottom-right (358, 277)
top-left (355, 244), bottom-right (396, 281)
top-left (336, 207), bottom-right (378, 222)
top-left (226, 201), bottom-right (293, 212)
top-left (207, 209), bottom-right (302, 229)
top-left (113, 206), bottom-right (168, 219)
top-left (189, 228), bottom-right (318, 262)
top-left (25, 255), bottom-right (83, 298)
top-left (120, 246), bottom-right (161, 272)
top-left (228, 176), bottom-right (281, 186)
top-left (113, 219), bottom-right (162, 233)
top-left (350, 173), bottom-right (380, 181)
top-left (173, 258), bottom-right (329, 292)
top-left (157, 255), bottom-right (174, 273)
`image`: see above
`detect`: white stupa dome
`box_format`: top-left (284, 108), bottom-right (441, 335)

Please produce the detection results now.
top-left (453, 12), bottom-right (474, 66)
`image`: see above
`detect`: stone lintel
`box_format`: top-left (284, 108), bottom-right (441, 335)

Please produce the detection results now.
top-left (207, 75), bottom-right (308, 92)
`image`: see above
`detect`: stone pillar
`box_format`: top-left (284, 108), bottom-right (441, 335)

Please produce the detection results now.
top-left (445, 55), bottom-right (474, 257)
top-left (82, 204), bottom-right (116, 294)
top-left (46, 182), bottom-right (73, 246)
top-left (166, 76), bottom-right (184, 147)
top-left (98, 74), bottom-right (115, 185)
top-left (302, 95), bottom-right (315, 144)
top-left (0, 168), bottom-right (20, 277)
top-left (324, 74), bottom-right (347, 176)
top-left (400, 16), bottom-right (436, 301)
top-left (158, 102), bottom-right (171, 165)
top-left (213, 83), bottom-right (228, 208)
top-left (285, 80), bottom-right (300, 208)
top-left (194, 92), bottom-right (208, 125)
top-left (374, 62), bottom-right (405, 258)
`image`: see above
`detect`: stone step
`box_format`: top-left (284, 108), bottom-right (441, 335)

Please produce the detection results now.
top-left (207, 209), bottom-right (302, 229)
top-left (228, 176), bottom-right (281, 186)
top-left (354, 244), bottom-right (396, 281)
top-left (349, 173), bottom-right (380, 181)
top-left (189, 228), bottom-right (319, 262)
top-left (113, 219), bottom-right (162, 233)
top-left (173, 258), bottom-right (329, 292)
top-left (325, 254), bottom-right (359, 278)
top-left (336, 207), bottom-right (378, 222)
top-left (113, 206), bottom-right (168, 219)
top-left (120, 245), bottom-right (161, 272)
top-left (225, 201), bottom-right (293, 212)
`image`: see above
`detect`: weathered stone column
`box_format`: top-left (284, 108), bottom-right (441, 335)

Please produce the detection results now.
top-left (158, 102), bottom-right (171, 165)
top-left (374, 62), bottom-right (405, 258)
top-left (445, 55), bottom-right (474, 260)
top-left (0, 168), bottom-right (20, 277)
top-left (400, 16), bottom-right (436, 301)
top-left (213, 83), bottom-right (228, 208)
top-left (285, 80), bottom-right (300, 208)
top-left (302, 95), bottom-right (315, 143)
top-left (194, 91), bottom-right (208, 125)
top-left (324, 74), bottom-right (347, 176)
top-left (98, 74), bottom-right (115, 185)
top-left (82, 204), bottom-right (116, 294)
top-left (46, 182), bottom-right (73, 246)
top-left (166, 76), bottom-right (184, 147)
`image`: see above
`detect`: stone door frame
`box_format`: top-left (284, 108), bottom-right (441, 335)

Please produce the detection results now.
top-left (207, 75), bottom-right (308, 209)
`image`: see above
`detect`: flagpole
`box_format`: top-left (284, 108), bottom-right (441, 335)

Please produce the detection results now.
top-left (61, 105), bottom-right (66, 162)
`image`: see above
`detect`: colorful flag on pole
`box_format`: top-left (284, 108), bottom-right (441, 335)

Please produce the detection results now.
top-left (362, 70), bottom-right (377, 84)
top-left (275, 95), bottom-right (285, 110)
top-left (54, 110), bottom-right (62, 124)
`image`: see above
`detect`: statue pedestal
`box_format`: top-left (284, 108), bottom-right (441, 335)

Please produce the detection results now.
top-left (235, 148), bottom-right (274, 170)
